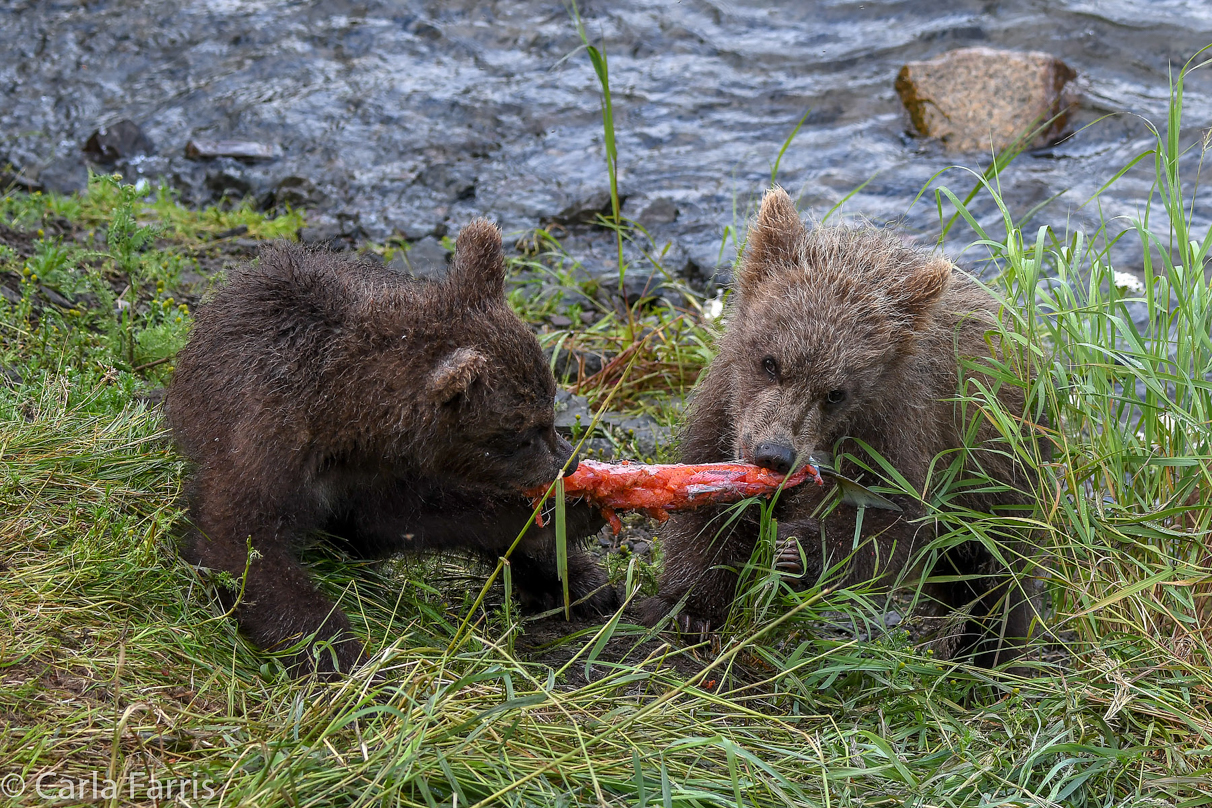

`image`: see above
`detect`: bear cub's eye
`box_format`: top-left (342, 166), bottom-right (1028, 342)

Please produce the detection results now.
top-left (762, 356), bottom-right (779, 379)
top-left (825, 389), bottom-right (847, 406)
top-left (489, 432), bottom-right (534, 456)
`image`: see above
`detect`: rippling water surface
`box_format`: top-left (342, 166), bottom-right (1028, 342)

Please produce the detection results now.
top-left (2, 0), bottom-right (1210, 276)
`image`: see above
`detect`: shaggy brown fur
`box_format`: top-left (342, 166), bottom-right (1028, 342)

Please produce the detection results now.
top-left (169, 220), bottom-right (616, 677)
top-left (639, 189), bottom-right (1046, 668)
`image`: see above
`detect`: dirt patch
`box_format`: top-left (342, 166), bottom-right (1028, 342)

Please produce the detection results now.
top-left (0, 222), bottom-right (40, 258)
top-left (172, 239), bottom-right (263, 305)
top-left (0, 215), bottom-right (264, 314)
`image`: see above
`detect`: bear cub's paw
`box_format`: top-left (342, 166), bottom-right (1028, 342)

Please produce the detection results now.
top-left (514, 563), bottom-right (621, 616)
top-left (636, 595), bottom-right (718, 637)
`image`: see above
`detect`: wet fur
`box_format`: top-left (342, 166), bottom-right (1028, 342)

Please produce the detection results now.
top-left (169, 220), bottom-right (615, 677)
top-left (639, 189), bottom-right (1046, 668)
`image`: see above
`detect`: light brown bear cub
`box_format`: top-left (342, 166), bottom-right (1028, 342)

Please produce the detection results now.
top-left (169, 220), bottom-right (615, 677)
top-left (639, 188), bottom-right (1045, 668)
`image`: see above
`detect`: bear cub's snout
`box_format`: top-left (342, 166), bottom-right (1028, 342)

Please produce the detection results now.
top-left (751, 441), bottom-right (796, 475)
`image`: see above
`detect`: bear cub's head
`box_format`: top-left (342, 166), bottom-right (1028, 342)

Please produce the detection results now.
top-left (417, 220), bottom-right (575, 493)
top-left (718, 188), bottom-right (954, 474)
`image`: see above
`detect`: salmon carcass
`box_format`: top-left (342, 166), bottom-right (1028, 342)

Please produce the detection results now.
top-left (526, 459), bottom-right (822, 534)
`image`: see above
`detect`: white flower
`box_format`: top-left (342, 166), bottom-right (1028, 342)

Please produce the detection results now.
top-left (1112, 271), bottom-right (1145, 293)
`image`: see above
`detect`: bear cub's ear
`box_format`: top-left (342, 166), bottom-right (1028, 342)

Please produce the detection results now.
top-left (735, 186), bottom-right (807, 301)
top-left (896, 257), bottom-right (952, 331)
top-left (447, 218), bottom-right (506, 306)
top-left (429, 347), bottom-right (488, 403)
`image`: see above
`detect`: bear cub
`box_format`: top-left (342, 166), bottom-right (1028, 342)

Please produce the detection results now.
top-left (639, 188), bottom-right (1046, 668)
top-left (169, 220), bottom-right (616, 677)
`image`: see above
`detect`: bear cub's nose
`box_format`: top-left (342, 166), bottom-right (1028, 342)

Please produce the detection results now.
top-left (753, 441), bottom-right (796, 475)
top-left (556, 434), bottom-right (579, 477)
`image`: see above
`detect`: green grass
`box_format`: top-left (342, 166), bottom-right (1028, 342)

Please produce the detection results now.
top-left (1, 56), bottom-right (1210, 808)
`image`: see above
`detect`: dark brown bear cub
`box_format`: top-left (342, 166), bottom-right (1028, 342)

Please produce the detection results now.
top-left (639, 188), bottom-right (1045, 668)
top-left (169, 220), bottom-right (616, 677)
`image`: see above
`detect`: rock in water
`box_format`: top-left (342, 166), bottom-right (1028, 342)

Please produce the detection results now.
top-left (636, 196), bottom-right (678, 226)
top-left (185, 139), bottom-right (275, 161)
top-left (390, 236), bottom-right (450, 279)
top-left (83, 120), bottom-right (154, 162)
top-left (271, 175), bottom-right (322, 209)
top-left (895, 47), bottom-right (1076, 153)
top-left (552, 188), bottom-right (614, 226)
top-left (37, 156), bottom-right (89, 194)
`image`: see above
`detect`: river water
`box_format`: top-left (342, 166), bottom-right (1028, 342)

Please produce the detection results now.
top-left (2, 0), bottom-right (1210, 280)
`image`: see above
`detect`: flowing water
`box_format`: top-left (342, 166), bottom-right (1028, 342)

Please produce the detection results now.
top-left (2, 0), bottom-right (1210, 280)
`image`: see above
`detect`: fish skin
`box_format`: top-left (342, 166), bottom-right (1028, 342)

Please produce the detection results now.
top-left (807, 453), bottom-right (902, 513)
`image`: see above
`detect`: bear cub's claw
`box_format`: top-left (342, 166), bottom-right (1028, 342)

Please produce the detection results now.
top-left (774, 536), bottom-right (806, 577)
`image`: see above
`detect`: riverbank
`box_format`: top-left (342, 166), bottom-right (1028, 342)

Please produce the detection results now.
top-left (4, 0), bottom-right (1212, 285)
